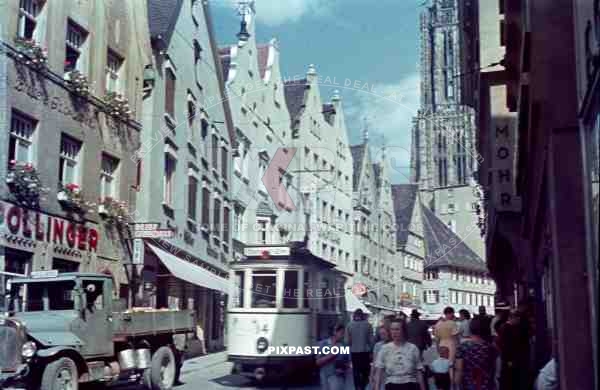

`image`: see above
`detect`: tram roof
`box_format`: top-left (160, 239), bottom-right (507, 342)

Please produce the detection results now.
top-left (240, 242), bottom-right (337, 270)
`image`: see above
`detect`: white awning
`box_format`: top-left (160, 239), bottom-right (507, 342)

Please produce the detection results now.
top-left (345, 290), bottom-right (371, 315)
top-left (147, 244), bottom-right (231, 293)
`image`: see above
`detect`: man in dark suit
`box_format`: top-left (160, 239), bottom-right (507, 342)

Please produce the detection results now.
top-left (406, 309), bottom-right (432, 356)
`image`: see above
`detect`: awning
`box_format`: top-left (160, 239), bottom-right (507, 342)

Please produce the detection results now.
top-left (147, 244), bottom-right (231, 293)
top-left (345, 290), bottom-right (371, 315)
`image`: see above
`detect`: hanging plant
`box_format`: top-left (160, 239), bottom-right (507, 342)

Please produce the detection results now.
top-left (57, 183), bottom-right (96, 214)
top-left (103, 91), bottom-right (132, 120)
top-left (14, 37), bottom-right (48, 70)
top-left (5, 160), bottom-right (49, 208)
top-left (98, 196), bottom-right (130, 226)
top-left (66, 69), bottom-right (91, 97)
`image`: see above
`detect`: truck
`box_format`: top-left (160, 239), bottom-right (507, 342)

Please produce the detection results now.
top-left (0, 271), bottom-right (196, 390)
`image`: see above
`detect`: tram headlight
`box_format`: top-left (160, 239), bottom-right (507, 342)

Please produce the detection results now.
top-left (22, 341), bottom-right (37, 359)
top-left (256, 337), bottom-right (269, 353)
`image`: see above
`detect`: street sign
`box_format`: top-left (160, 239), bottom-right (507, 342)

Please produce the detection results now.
top-left (131, 229), bottom-right (174, 239)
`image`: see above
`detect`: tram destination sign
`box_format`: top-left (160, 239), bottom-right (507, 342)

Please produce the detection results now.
top-left (243, 246), bottom-right (290, 257)
top-left (131, 229), bottom-right (174, 239)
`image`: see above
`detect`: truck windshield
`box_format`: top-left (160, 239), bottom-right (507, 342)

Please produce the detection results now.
top-left (11, 281), bottom-right (77, 312)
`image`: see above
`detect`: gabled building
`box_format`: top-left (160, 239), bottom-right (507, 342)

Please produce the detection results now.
top-left (349, 139), bottom-right (399, 322)
top-left (218, 5), bottom-right (300, 262)
top-left (284, 65), bottom-right (354, 279)
top-left (392, 184), bottom-right (425, 314)
top-left (135, 0), bottom-right (234, 351)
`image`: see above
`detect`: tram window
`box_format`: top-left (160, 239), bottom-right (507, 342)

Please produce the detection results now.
top-left (251, 270), bottom-right (277, 308)
top-left (233, 271), bottom-right (244, 308)
top-left (303, 271), bottom-right (310, 308)
top-left (283, 270), bottom-right (299, 308)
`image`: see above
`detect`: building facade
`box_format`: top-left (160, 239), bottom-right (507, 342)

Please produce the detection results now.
top-left (135, 0), bottom-right (234, 351)
top-left (349, 141), bottom-right (397, 321)
top-left (0, 0), bottom-right (148, 298)
top-left (471, 0), bottom-right (597, 388)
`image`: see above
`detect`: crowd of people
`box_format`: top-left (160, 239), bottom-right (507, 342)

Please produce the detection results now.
top-left (315, 304), bottom-right (557, 390)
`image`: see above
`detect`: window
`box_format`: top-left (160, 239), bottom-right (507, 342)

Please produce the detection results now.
top-left (321, 277), bottom-right (332, 311)
top-left (458, 292), bottom-right (463, 305)
top-left (163, 154), bottom-right (176, 206)
top-left (106, 49), bottom-right (123, 93)
top-left (233, 206), bottom-right (244, 240)
top-left (18, 0), bottom-right (44, 40)
top-left (193, 39), bottom-right (202, 64)
top-left (251, 270), bottom-right (276, 308)
top-left (233, 271), bottom-right (244, 308)
top-left (53, 258), bottom-right (80, 273)
top-left (188, 176), bottom-right (198, 220)
top-left (165, 68), bottom-right (176, 118)
top-left (303, 271), bottom-right (310, 308)
top-left (201, 186), bottom-right (210, 228)
top-left (223, 206), bottom-right (230, 243)
top-left (213, 198), bottom-right (221, 238)
top-left (9, 110), bottom-right (36, 164)
top-left (59, 134), bottom-right (82, 185)
top-left (433, 290), bottom-right (440, 303)
top-left (354, 259), bottom-right (358, 273)
top-left (451, 290), bottom-right (457, 304)
top-left (257, 218), bottom-right (269, 244)
top-left (187, 92), bottom-right (197, 134)
top-left (100, 153), bottom-right (119, 200)
top-left (221, 145), bottom-right (228, 178)
top-left (65, 20), bottom-right (87, 73)
top-left (211, 134), bottom-right (219, 169)
top-left (283, 270), bottom-right (299, 308)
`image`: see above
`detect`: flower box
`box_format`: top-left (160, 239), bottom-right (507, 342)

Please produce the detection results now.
top-left (6, 160), bottom-right (48, 207)
top-left (58, 183), bottom-right (95, 214)
top-left (98, 197), bottom-right (130, 226)
top-left (65, 70), bottom-right (91, 97)
top-left (14, 37), bottom-right (48, 70)
top-left (103, 92), bottom-right (132, 120)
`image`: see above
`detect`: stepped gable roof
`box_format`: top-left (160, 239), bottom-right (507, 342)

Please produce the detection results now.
top-left (323, 103), bottom-right (335, 125)
top-left (284, 78), bottom-right (308, 122)
top-left (420, 204), bottom-right (487, 272)
top-left (148, 0), bottom-right (184, 43)
top-left (391, 184), bottom-right (418, 248)
top-left (350, 144), bottom-right (366, 191)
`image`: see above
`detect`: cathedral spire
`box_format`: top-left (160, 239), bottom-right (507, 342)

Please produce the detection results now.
top-left (363, 117), bottom-right (369, 144)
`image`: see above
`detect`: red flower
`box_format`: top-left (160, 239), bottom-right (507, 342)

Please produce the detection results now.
top-left (24, 163), bottom-right (33, 171)
top-left (65, 183), bottom-right (80, 191)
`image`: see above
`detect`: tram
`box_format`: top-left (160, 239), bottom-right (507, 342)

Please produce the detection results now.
top-left (227, 242), bottom-right (350, 381)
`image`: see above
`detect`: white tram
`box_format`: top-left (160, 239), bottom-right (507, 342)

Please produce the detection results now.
top-left (227, 242), bottom-right (349, 381)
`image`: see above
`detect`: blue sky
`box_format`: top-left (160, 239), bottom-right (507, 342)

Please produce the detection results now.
top-left (211, 0), bottom-right (424, 183)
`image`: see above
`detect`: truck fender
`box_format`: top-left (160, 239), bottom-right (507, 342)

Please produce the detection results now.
top-left (36, 347), bottom-right (88, 377)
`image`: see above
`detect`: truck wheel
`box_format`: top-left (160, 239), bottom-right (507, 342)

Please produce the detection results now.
top-left (148, 346), bottom-right (176, 390)
top-left (40, 357), bottom-right (79, 390)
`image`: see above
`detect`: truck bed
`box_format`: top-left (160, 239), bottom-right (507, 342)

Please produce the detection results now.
top-left (112, 308), bottom-right (196, 339)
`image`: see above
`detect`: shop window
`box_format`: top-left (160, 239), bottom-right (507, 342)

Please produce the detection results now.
top-left (59, 134), bottom-right (82, 185)
top-left (251, 270), bottom-right (277, 308)
top-left (100, 153), bottom-right (119, 200)
top-left (106, 48), bottom-right (123, 93)
top-left (283, 270), bottom-right (299, 308)
top-left (4, 248), bottom-right (31, 275)
top-left (9, 110), bottom-right (36, 165)
top-left (64, 20), bottom-right (87, 74)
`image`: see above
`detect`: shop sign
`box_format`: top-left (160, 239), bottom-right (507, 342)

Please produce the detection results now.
top-left (490, 105), bottom-right (522, 212)
top-left (0, 200), bottom-right (99, 252)
top-left (243, 246), bottom-right (290, 257)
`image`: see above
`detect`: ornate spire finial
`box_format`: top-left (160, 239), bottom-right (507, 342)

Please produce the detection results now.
top-left (307, 64), bottom-right (317, 76)
top-left (236, 1), bottom-right (254, 42)
top-left (363, 117), bottom-right (369, 144)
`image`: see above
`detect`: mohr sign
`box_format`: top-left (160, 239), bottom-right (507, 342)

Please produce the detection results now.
top-left (491, 109), bottom-right (521, 212)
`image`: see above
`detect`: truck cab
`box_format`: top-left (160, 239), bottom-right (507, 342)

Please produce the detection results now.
top-left (0, 271), bottom-right (195, 390)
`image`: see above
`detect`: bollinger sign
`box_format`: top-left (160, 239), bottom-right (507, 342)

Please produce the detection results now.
top-left (0, 201), bottom-right (99, 252)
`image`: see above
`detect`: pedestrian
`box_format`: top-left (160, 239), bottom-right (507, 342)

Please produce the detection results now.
top-left (373, 318), bottom-right (427, 390)
top-left (430, 346), bottom-right (452, 390)
top-left (347, 309), bottom-right (374, 390)
top-left (454, 316), bottom-right (500, 390)
top-left (406, 309), bottom-right (432, 357)
top-left (474, 305), bottom-right (493, 342)
top-left (434, 307), bottom-right (459, 363)
top-left (497, 310), bottom-right (531, 390)
top-left (369, 324), bottom-right (391, 390)
top-left (457, 309), bottom-right (472, 342)
top-left (316, 323), bottom-right (351, 390)
top-left (534, 358), bottom-right (557, 390)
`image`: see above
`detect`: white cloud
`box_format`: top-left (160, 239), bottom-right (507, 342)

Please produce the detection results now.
top-left (214, 0), bottom-right (332, 26)
top-left (343, 72), bottom-right (421, 184)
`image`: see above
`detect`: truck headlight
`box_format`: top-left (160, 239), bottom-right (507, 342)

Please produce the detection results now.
top-left (256, 337), bottom-right (269, 353)
top-left (22, 341), bottom-right (37, 359)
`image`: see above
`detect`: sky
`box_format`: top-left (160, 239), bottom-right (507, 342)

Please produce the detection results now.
top-left (210, 0), bottom-right (425, 183)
